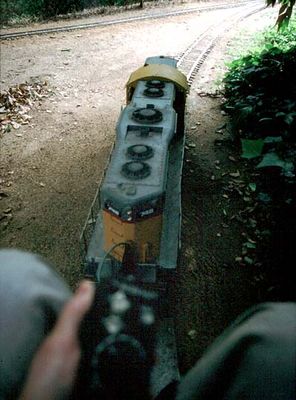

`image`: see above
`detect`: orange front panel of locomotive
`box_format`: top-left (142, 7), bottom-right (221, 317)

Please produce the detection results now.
top-left (102, 210), bottom-right (162, 263)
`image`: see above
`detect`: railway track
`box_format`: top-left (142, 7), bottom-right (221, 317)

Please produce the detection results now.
top-left (177, 1), bottom-right (266, 86)
top-left (0, 0), bottom-right (259, 40)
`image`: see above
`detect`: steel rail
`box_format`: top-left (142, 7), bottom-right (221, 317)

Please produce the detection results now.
top-left (177, 2), bottom-right (266, 86)
top-left (0, 0), bottom-right (258, 40)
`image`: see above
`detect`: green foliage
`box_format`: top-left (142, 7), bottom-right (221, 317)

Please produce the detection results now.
top-left (0, 0), bottom-right (83, 21)
top-left (42, 0), bottom-right (84, 18)
top-left (241, 139), bottom-right (264, 159)
top-left (266, 0), bottom-right (295, 29)
top-left (263, 21), bottom-right (296, 50)
top-left (256, 152), bottom-right (294, 176)
top-left (0, 0), bottom-right (141, 23)
top-left (223, 19), bottom-right (296, 206)
top-left (223, 21), bottom-right (296, 139)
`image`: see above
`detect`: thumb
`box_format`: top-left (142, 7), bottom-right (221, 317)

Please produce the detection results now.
top-left (53, 280), bottom-right (95, 339)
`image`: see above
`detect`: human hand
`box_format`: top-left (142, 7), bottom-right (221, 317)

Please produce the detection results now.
top-left (19, 280), bottom-right (95, 400)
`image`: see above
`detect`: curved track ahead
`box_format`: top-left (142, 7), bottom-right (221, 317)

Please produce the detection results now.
top-left (176, 1), bottom-right (266, 86)
top-left (0, 0), bottom-right (258, 40)
top-left (78, 1), bottom-right (265, 252)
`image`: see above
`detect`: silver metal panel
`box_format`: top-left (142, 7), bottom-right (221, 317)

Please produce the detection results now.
top-left (150, 317), bottom-right (180, 397)
top-left (145, 56), bottom-right (177, 68)
top-left (159, 135), bottom-right (185, 269)
top-left (133, 81), bottom-right (176, 106)
top-left (100, 100), bottom-right (177, 216)
top-left (86, 211), bottom-right (103, 259)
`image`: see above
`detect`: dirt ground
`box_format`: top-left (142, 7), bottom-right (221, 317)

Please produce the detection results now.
top-left (0, 1), bottom-right (277, 373)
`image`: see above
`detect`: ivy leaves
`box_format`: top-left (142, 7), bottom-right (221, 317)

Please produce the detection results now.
top-left (266, 0), bottom-right (296, 29)
top-left (241, 139), bottom-right (264, 159)
top-left (223, 20), bottom-right (296, 207)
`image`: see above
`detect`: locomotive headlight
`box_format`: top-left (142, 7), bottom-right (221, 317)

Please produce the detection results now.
top-left (122, 207), bottom-right (133, 221)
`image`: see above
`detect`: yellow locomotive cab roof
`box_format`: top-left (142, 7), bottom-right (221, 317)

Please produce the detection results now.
top-left (126, 63), bottom-right (189, 102)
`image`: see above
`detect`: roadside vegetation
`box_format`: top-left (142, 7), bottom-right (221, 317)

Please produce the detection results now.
top-left (222, 18), bottom-right (296, 300)
top-left (0, 0), bottom-right (145, 24)
top-left (1, 0), bottom-right (295, 25)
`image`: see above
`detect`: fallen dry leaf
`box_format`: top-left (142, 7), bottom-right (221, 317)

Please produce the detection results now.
top-left (188, 330), bottom-right (197, 339)
top-left (229, 171), bottom-right (240, 178)
top-left (0, 81), bottom-right (49, 136)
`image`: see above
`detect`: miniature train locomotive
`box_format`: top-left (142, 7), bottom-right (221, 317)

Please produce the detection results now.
top-left (81, 56), bottom-right (188, 284)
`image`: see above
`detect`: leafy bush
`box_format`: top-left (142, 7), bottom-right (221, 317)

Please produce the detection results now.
top-left (263, 20), bottom-right (296, 50)
top-left (223, 20), bottom-right (296, 297)
top-left (223, 21), bottom-right (296, 186)
top-left (224, 46), bottom-right (296, 137)
top-left (223, 21), bottom-right (296, 299)
top-left (43, 0), bottom-right (84, 17)
top-left (266, 0), bottom-right (295, 29)
top-left (0, 0), bottom-right (82, 21)
top-left (0, 0), bottom-right (143, 23)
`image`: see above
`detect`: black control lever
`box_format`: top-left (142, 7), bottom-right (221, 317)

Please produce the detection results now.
top-left (72, 276), bottom-right (158, 400)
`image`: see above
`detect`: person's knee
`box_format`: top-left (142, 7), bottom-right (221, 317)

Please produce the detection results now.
top-left (0, 249), bottom-right (71, 399)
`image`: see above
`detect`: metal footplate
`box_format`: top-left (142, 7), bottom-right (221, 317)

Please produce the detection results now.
top-left (159, 134), bottom-right (185, 270)
top-left (151, 317), bottom-right (180, 398)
